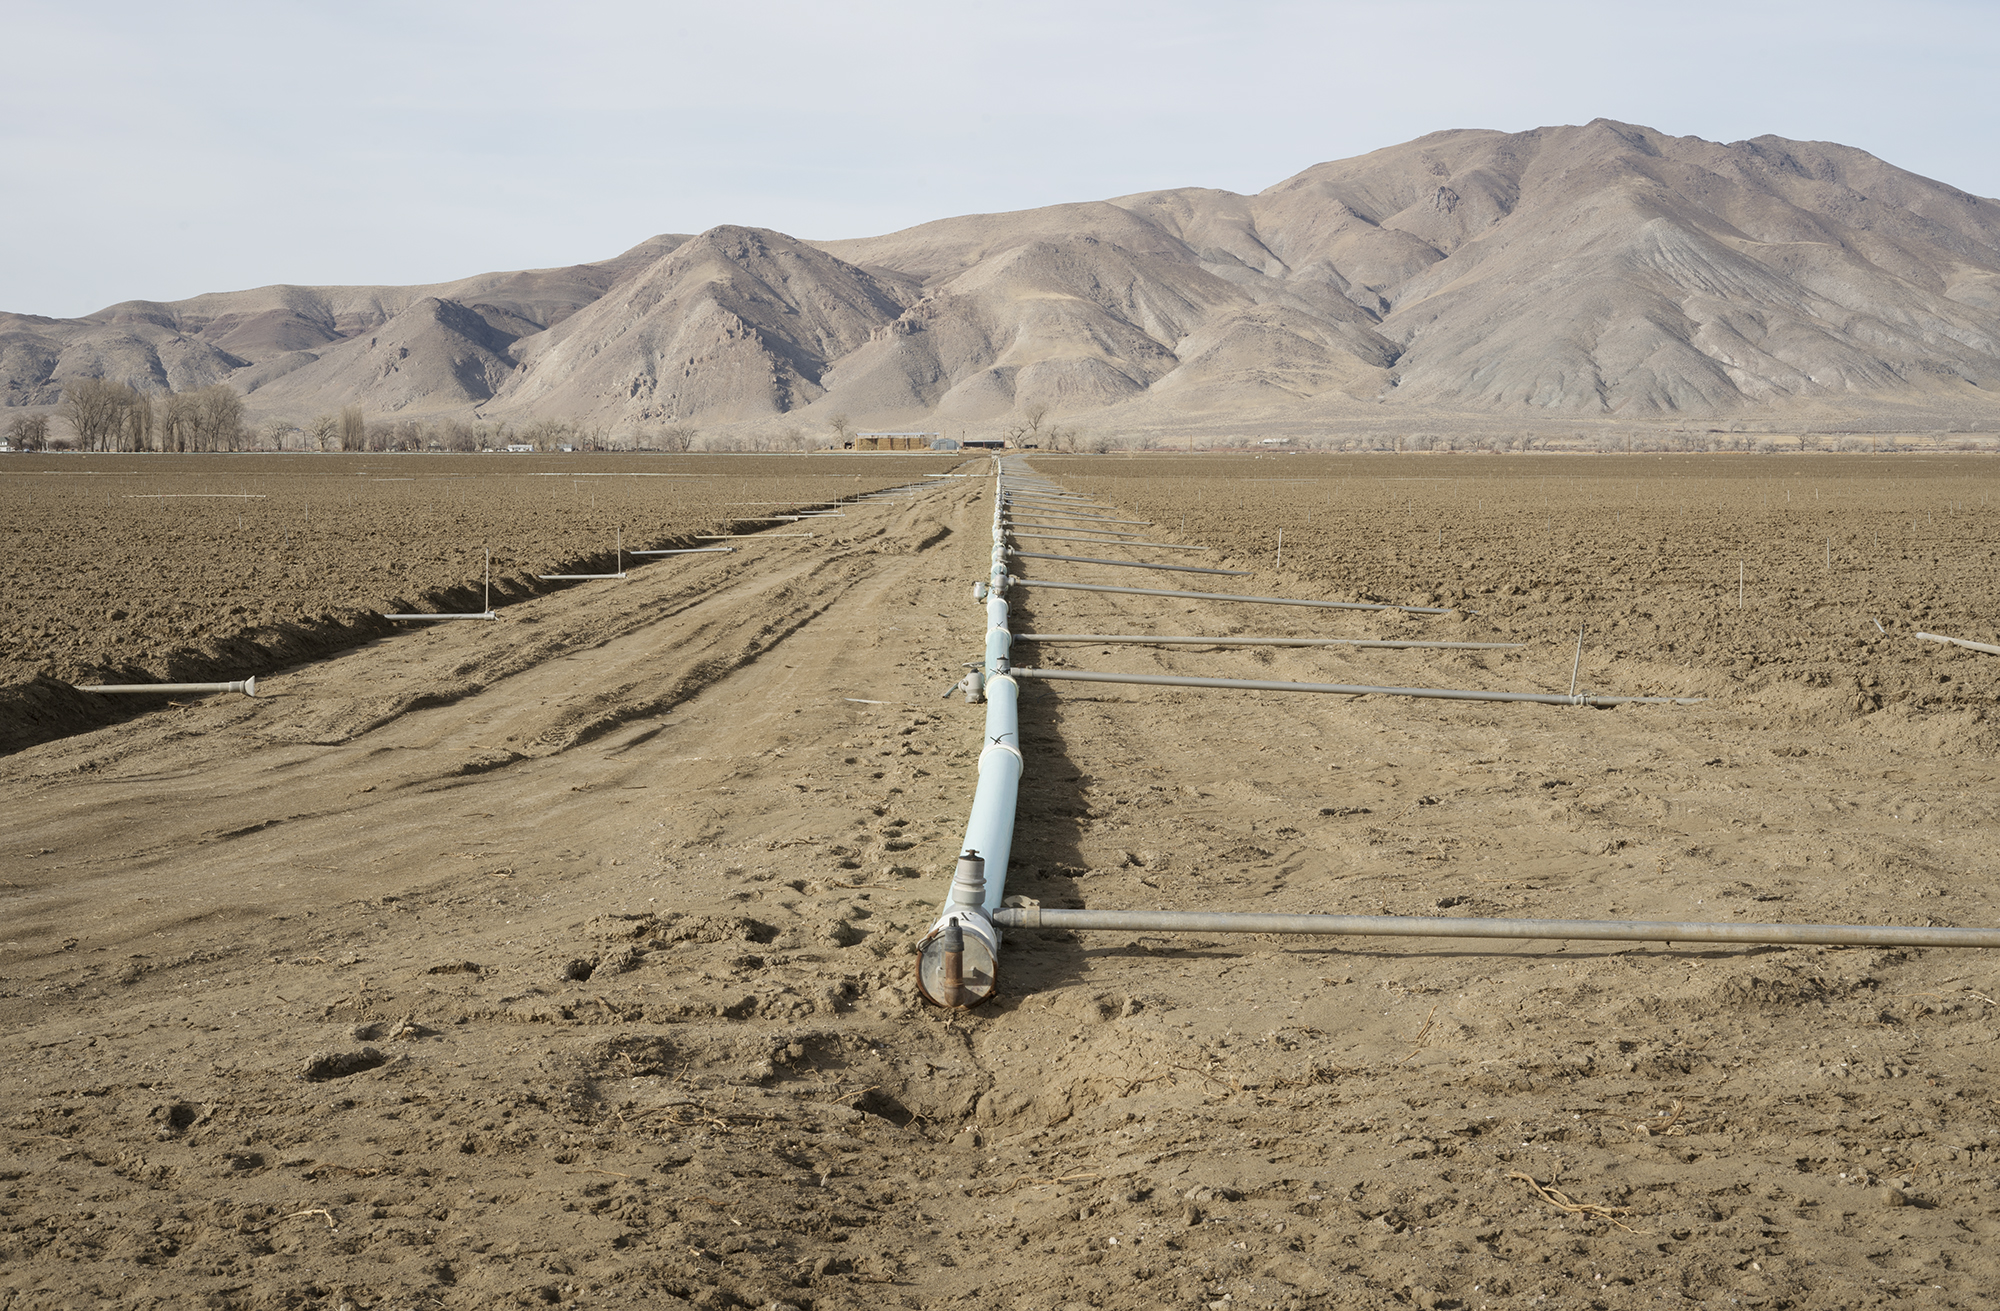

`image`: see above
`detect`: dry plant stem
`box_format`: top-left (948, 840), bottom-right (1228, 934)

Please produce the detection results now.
top-left (1014, 1172), bottom-right (1102, 1189)
top-left (263, 1207), bottom-right (337, 1233)
top-left (1634, 1100), bottom-right (1687, 1137)
top-left (1170, 1063), bottom-right (1235, 1088)
top-left (1396, 1003), bottom-right (1440, 1064)
top-left (1507, 1168), bottom-right (1644, 1234)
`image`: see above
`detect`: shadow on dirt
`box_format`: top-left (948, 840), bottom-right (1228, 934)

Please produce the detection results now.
top-left (988, 592), bottom-right (1094, 1003)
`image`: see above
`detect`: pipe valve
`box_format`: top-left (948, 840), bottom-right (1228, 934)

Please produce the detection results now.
top-left (939, 917), bottom-right (965, 1006)
top-left (949, 850), bottom-right (986, 907)
top-left (916, 909), bottom-right (998, 1008)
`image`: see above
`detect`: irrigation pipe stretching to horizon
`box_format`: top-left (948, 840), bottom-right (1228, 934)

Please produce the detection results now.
top-left (915, 457), bottom-right (2000, 1011)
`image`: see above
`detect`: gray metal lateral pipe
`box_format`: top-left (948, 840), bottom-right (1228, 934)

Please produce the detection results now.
top-left (1013, 667), bottom-right (1702, 707)
top-left (1916, 631), bottom-right (2000, 656)
top-left (1004, 522), bottom-right (1149, 539)
top-left (1008, 534), bottom-right (1211, 553)
top-left (993, 906), bottom-right (2000, 951)
top-left (1007, 512), bottom-right (1155, 526)
top-left (1008, 549), bottom-right (1248, 576)
top-left (1019, 633), bottom-right (1524, 650)
top-left (82, 678), bottom-right (257, 697)
top-left (1013, 578), bottom-right (1460, 616)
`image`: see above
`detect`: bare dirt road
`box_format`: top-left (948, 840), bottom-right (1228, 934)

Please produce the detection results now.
top-left (5, 459), bottom-right (2000, 1311)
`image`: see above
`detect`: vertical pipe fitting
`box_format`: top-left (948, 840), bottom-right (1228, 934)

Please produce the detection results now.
top-left (950, 851), bottom-right (987, 907)
top-left (939, 917), bottom-right (965, 1008)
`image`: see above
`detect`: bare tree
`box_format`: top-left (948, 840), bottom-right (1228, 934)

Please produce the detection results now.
top-left (192, 384), bottom-right (245, 451)
top-left (520, 418), bottom-right (573, 450)
top-left (1005, 403), bottom-right (1051, 447)
top-left (307, 413), bottom-right (339, 451)
top-left (119, 389), bottom-right (155, 452)
top-left (338, 406), bottom-right (366, 452)
top-left (59, 378), bottom-right (127, 450)
top-left (441, 418), bottom-right (479, 452)
top-left (6, 413), bottom-right (50, 450)
top-left (826, 413), bottom-right (853, 445)
top-left (660, 424), bottom-right (697, 452)
top-left (161, 391), bottom-right (200, 452)
top-left (261, 419), bottom-right (295, 451)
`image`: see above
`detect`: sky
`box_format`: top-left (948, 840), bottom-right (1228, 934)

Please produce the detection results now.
top-left (4, 0), bottom-right (1998, 319)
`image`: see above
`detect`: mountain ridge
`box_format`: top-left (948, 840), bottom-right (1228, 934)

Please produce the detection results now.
top-left (8, 119), bottom-right (2000, 434)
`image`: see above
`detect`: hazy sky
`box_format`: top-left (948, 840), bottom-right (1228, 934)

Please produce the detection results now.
top-left (5, 0), bottom-right (1997, 318)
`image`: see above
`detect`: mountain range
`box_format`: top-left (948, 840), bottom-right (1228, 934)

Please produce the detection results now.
top-left (8, 118), bottom-right (2000, 436)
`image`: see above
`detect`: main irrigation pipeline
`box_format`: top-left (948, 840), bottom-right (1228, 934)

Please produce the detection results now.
top-left (914, 460), bottom-right (2000, 1011)
top-left (913, 457), bottom-right (1034, 1007)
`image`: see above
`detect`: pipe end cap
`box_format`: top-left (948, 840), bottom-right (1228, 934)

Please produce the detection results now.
top-left (916, 921), bottom-right (997, 1008)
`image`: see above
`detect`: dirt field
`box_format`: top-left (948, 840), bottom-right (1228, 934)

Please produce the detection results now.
top-left (0, 452), bottom-right (958, 754)
top-left (4, 453), bottom-right (2000, 1311)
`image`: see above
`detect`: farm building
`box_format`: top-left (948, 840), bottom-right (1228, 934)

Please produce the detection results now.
top-left (848, 432), bottom-right (940, 451)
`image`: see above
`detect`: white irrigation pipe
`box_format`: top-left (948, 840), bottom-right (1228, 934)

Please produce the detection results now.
top-left (1019, 633), bottom-right (1524, 650)
top-left (1012, 667), bottom-right (1702, 707)
top-left (695, 532), bottom-right (816, 539)
top-left (1916, 631), bottom-right (2000, 656)
top-left (81, 678), bottom-right (257, 697)
top-left (993, 906), bottom-right (2000, 950)
top-left (388, 547), bottom-right (498, 621)
top-left (915, 458), bottom-right (1029, 1008)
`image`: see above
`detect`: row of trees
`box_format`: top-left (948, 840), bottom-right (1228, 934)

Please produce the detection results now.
top-left (6, 378), bottom-right (248, 452)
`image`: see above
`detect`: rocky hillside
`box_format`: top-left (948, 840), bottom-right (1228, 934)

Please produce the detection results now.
top-left (8, 120), bottom-right (2000, 432)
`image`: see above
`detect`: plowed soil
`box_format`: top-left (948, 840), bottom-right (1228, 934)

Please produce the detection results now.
top-left (0, 452), bottom-right (957, 754)
top-left (4, 453), bottom-right (2000, 1311)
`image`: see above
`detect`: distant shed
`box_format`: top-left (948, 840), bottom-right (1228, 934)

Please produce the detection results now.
top-left (849, 432), bottom-right (939, 451)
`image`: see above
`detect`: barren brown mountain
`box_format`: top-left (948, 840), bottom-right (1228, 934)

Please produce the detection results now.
top-left (8, 120), bottom-right (2000, 435)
